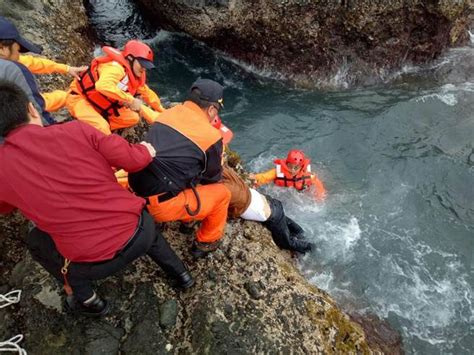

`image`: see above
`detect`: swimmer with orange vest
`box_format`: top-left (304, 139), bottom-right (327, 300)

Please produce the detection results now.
top-left (250, 149), bottom-right (327, 201)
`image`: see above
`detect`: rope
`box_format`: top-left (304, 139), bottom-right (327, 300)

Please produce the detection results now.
top-left (0, 290), bottom-right (21, 309)
top-left (0, 335), bottom-right (27, 355)
top-left (0, 290), bottom-right (27, 354)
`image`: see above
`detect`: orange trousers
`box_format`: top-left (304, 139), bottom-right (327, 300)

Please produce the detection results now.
top-left (147, 183), bottom-right (231, 243)
top-left (65, 94), bottom-right (140, 135)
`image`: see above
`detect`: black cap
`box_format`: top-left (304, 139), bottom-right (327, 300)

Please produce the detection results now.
top-left (136, 57), bottom-right (155, 69)
top-left (191, 78), bottom-right (224, 108)
top-left (0, 16), bottom-right (42, 54)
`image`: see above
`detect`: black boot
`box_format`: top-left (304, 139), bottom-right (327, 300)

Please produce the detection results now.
top-left (190, 240), bottom-right (221, 259)
top-left (64, 293), bottom-right (110, 317)
top-left (174, 270), bottom-right (195, 289)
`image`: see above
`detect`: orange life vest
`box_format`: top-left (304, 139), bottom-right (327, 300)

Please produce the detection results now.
top-left (76, 46), bottom-right (146, 119)
top-left (274, 158), bottom-right (312, 191)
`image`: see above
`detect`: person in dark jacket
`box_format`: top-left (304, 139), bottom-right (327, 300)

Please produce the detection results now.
top-left (129, 79), bottom-right (231, 258)
top-left (0, 81), bottom-right (193, 317)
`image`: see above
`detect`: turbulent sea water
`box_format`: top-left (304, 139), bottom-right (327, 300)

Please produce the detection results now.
top-left (88, 1), bottom-right (473, 353)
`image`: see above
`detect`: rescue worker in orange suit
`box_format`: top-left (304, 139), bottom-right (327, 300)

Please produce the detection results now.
top-left (128, 79), bottom-right (231, 258)
top-left (0, 16), bottom-right (87, 123)
top-left (66, 39), bottom-right (165, 135)
top-left (251, 149), bottom-right (327, 201)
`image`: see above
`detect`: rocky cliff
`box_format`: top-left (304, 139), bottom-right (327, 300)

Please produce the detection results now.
top-left (134, 0), bottom-right (472, 87)
top-left (0, 1), bottom-right (401, 354)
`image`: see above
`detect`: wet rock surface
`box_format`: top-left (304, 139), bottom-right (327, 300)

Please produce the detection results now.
top-left (134, 0), bottom-right (472, 87)
top-left (0, 1), bottom-right (403, 354)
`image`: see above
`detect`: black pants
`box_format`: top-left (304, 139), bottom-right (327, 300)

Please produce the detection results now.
top-left (26, 210), bottom-right (186, 302)
top-left (263, 196), bottom-right (312, 253)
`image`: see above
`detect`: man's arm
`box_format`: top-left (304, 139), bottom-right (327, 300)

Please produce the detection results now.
top-left (137, 84), bottom-right (165, 112)
top-left (252, 169), bottom-right (277, 186)
top-left (79, 121), bottom-right (153, 172)
top-left (95, 63), bottom-right (136, 105)
top-left (19, 55), bottom-right (86, 78)
top-left (200, 140), bottom-right (224, 184)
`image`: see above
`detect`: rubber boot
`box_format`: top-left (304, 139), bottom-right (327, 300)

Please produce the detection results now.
top-left (64, 293), bottom-right (110, 317)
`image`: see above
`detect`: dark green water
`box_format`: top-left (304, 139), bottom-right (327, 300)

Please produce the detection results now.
top-left (88, 1), bottom-right (473, 353)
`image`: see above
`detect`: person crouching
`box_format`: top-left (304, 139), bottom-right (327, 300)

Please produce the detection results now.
top-left (0, 81), bottom-right (193, 317)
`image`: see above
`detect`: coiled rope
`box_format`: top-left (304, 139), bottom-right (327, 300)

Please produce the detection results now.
top-left (0, 289), bottom-right (26, 354)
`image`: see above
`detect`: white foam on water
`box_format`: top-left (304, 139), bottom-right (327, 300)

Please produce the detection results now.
top-left (413, 82), bottom-right (474, 106)
top-left (220, 54), bottom-right (287, 82)
top-left (415, 93), bottom-right (458, 106)
top-left (148, 30), bottom-right (174, 45)
top-left (367, 234), bottom-right (473, 347)
top-left (469, 30), bottom-right (474, 44)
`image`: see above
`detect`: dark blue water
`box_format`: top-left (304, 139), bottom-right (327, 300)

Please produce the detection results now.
top-left (87, 2), bottom-right (474, 353)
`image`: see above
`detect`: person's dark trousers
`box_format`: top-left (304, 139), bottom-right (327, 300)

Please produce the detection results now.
top-left (263, 195), bottom-right (313, 253)
top-left (26, 210), bottom-right (186, 303)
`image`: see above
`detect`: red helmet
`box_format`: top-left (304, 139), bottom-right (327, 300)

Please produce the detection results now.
top-left (286, 149), bottom-right (305, 166)
top-left (123, 40), bottom-right (154, 67)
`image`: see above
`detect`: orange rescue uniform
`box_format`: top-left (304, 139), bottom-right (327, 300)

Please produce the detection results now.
top-left (254, 165), bottom-right (327, 201)
top-left (19, 54), bottom-right (70, 112)
top-left (128, 101), bottom-right (231, 244)
top-left (67, 55), bottom-right (165, 135)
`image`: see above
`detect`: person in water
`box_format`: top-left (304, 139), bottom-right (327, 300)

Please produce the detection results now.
top-left (66, 39), bottom-right (165, 135)
top-left (0, 81), bottom-right (193, 317)
top-left (251, 149), bottom-right (327, 201)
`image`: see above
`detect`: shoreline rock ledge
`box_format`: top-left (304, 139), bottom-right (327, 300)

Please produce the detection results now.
top-left (1, 0), bottom-right (401, 353)
top-left (134, 0), bottom-right (472, 87)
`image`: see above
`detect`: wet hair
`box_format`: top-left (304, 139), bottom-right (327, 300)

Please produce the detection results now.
top-left (0, 39), bottom-right (15, 49)
top-left (0, 80), bottom-right (30, 136)
top-left (187, 88), bottom-right (216, 109)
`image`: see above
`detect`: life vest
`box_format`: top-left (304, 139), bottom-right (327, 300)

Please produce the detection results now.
top-left (76, 46), bottom-right (146, 119)
top-left (274, 158), bottom-right (312, 191)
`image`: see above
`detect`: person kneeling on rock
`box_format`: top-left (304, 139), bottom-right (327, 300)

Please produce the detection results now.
top-left (128, 79), bottom-right (231, 259)
top-left (0, 81), bottom-right (193, 317)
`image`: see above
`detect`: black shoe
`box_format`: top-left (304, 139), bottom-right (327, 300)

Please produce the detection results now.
top-left (179, 221), bottom-right (196, 234)
top-left (190, 243), bottom-right (210, 259)
top-left (190, 240), bottom-right (220, 259)
top-left (64, 294), bottom-right (110, 317)
top-left (175, 271), bottom-right (195, 289)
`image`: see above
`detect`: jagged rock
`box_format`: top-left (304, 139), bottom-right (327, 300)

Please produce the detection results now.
top-left (134, 0), bottom-right (472, 87)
